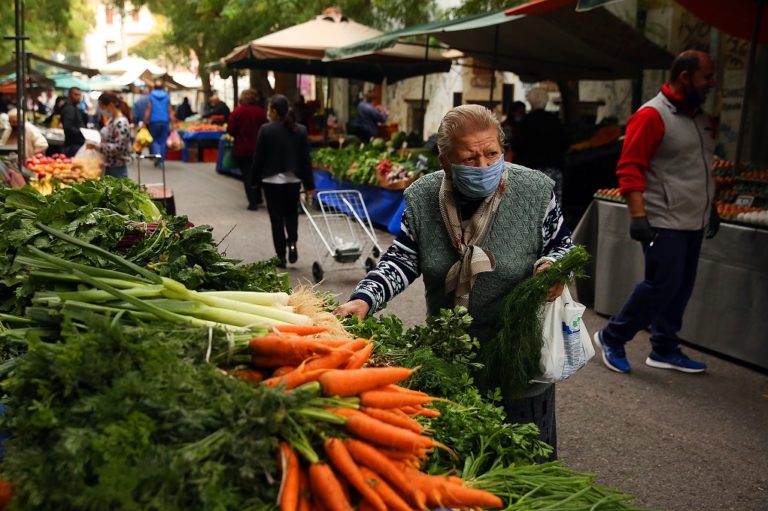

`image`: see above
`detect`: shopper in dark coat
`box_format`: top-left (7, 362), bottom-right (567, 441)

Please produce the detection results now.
top-left (252, 95), bottom-right (315, 268)
top-left (60, 87), bottom-right (86, 157)
top-left (514, 88), bottom-right (568, 203)
top-left (227, 89), bottom-right (268, 210)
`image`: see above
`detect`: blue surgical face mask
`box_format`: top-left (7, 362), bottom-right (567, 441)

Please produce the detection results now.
top-left (451, 156), bottom-right (505, 199)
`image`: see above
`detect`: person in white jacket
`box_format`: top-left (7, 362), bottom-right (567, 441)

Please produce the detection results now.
top-left (8, 108), bottom-right (49, 157)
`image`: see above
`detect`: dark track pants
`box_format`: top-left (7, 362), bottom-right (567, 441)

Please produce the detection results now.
top-left (602, 228), bottom-right (704, 355)
top-left (237, 155), bottom-right (262, 208)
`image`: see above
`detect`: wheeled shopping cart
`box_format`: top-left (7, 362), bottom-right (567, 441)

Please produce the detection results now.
top-left (300, 190), bottom-right (383, 282)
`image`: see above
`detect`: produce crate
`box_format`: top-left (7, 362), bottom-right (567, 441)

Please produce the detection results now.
top-left (202, 148), bottom-right (219, 163)
top-left (166, 149), bottom-right (182, 161)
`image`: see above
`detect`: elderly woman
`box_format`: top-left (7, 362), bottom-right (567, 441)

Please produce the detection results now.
top-left (336, 104), bottom-right (574, 456)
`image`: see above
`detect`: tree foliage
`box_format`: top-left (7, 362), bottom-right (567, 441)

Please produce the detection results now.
top-left (0, 0), bottom-right (94, 58)
top-left (448, 0), bottom-right (525, 18)
top-left (131, 0), bottom-right (436, 95)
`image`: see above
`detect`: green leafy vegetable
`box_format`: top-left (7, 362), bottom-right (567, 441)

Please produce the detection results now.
top-left (483, 246), bottom-right (591, 398)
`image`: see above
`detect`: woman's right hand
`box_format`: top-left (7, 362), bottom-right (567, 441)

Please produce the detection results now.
top-left (334, 299), bottom-right (370, 320)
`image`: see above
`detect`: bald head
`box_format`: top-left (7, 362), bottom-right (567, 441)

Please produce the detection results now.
top-left (669, 50), bottom-right (715, 106)
top-left (670, 50), bottom-right (711, 82)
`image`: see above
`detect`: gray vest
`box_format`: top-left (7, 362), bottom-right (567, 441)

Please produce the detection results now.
top-left (642, 92), bottom-right (715, 230)
top-left (404, 164), bottom-right (553, 344)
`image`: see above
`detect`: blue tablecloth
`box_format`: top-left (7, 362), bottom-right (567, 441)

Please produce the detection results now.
top-left (177, 130), bottom-right (225, 162)
top-left (313, 169), bottom-right (405, 235)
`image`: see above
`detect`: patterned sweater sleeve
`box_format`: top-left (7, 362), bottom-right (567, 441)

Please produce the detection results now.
top-left (537, 191), bottom-right (575, 266)
top-left (99, 118), bottom-right (131, 166)
top-left (349, 209), bottom-right (421, 314)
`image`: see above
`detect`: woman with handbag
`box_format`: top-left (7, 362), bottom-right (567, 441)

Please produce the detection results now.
top-left (97, 92), bottom-right (132, 178)
top-left (252, 95), bottom-right (315, 268)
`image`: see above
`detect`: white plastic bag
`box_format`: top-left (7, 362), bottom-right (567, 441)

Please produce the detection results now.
top-left (73, 145), bottom-right (106, 179)
top-left (532, 286), bottom-right (594, 383)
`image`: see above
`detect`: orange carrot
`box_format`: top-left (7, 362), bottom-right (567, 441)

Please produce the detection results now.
top-left (439, 480), bottom-right (504, 508)
top-left (357, 499), bottom-right (376, 511)
top-left (308, 462), bottom-right (352, 511)
top-left (381, 384), bottom-right (429, 397)
top-left (411, 406), bottom-right (441, 418)
top-left (344, 342), bottom-right (374, 370)
top-left (358, 466), bottom-right (412, 511)
top-left (273, 325), bottom-right (328, 336)
top-left (263, 368), bottom-right (329, 389)
top-left (404, 468), bottom-right (503, 509)
top-left (345, 413), bottom-right (433, 453)
top-left (323, 438), bottom-right (386, 511)
top-left (278, 442), bottom-right (300, 511)
top-left (231, 369), bottom-right (264, 382)
top-left (399, 405), bottom-right (420, 415)
top-left (359, 390), bottom-right (433, 409)
top-left (343, 438), bottom-right (427, 510)
top-left (298, 466), bottom-right (311, 511)
top-left (273, 365), bottom-right (297, 377)
top-left (361, 407), bottom-right (423, 433)
top-left (301, 344), bottom-right (357, 372)
top-left (319, 367), bottom-right (416, 397)
top-left (251, 335), bottom-right (332, 357)
top-left (315, 338), bottom-right (354, 347)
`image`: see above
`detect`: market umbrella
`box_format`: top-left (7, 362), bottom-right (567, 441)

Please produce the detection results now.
top-left (222, 10), bottom-right (451, 83)
top-left (93, 57), bottom-right (190, 91)
top-left (326, 6), bottom-right (672, 82)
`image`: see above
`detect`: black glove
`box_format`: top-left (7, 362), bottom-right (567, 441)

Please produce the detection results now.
top-left (706, 205), bottom-right (720, 239)
top-left (629, 216), bottom-right (656, 244)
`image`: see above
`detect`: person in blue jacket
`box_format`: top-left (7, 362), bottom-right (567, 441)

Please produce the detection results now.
top-left (143, 79), bottom-right (175, 167)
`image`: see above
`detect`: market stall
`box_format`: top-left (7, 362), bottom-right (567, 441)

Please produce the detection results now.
top-left (573, 188), bottom-right (768, 370)
top-left (176, 122), bottom-right (227, 162)
top-left (0, 178), bottom-right (648, 510)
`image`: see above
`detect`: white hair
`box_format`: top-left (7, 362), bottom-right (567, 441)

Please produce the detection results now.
top-left (436, 104), bottom-right (505, 157)
top-left (527, 87), bottom-right (549, 110)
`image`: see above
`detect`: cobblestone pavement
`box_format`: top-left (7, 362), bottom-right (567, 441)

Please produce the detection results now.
top-left (133, 161), bottom-right (768, 511)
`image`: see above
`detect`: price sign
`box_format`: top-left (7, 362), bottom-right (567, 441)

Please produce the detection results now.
top-left (735, 195), bottom-right (755, 207)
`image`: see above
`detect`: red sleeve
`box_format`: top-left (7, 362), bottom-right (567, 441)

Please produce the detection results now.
top-left (616, 107), bottom-right (665, 195)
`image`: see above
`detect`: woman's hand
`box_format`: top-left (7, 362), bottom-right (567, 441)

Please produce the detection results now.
top-left (535, 261), bottom-right (565, 302)
top-left (334, 299), bottom-right (370, 320)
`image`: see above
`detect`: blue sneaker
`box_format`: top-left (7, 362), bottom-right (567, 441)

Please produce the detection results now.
top-left (593, 330), bottom-right (631, 373)
top-left (645, 349), bottom-right (707, 373)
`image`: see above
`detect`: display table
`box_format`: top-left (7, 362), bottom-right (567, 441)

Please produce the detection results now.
top-left (177, 130), bottom-right (225, 162)
top-left (572, 199), bottom-right (768, 370)
top-left (313, 169), bottom-right (406, 235)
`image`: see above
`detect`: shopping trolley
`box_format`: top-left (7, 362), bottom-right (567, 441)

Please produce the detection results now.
top-left (301, 190), bottom-right (383, 282)
top-left (136, 153), bottom-right (176, 215)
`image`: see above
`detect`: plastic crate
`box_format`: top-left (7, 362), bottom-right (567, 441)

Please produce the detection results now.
top-left (166, 149), bottom-right (182, 161)
top-left (202, 148), bottom-right (218, 162)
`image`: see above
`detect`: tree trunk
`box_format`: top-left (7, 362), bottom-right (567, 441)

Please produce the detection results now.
top-left (194, 48), bottom-right (213, 101)
top-left (274, 71), bottom-right (297, 99)
top-left (249, 69), bottom-right (273, 99)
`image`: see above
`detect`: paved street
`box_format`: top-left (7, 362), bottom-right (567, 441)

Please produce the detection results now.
top-left (133, 161), bottom-right (768, 511)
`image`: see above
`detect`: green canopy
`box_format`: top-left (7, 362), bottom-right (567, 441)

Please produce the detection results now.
top-left (326, 6), bottom-right (672, 81)
top-left (48, 72), bottom-right (91, 91)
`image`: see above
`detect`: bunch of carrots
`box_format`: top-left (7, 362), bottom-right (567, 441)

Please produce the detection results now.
top-left (234, 324), bottom-right (504, 511)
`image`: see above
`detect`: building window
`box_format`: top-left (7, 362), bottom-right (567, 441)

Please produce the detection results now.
top-left (106, 6), bottom-right (114, 24)
top-left (132, 8), bottom-right (140, 22)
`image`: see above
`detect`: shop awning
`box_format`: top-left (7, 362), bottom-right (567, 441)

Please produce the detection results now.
top-left (222, 10), bottom-right (451, 83)
top-left (326, 5), bottom-right (673, 81)
top-left (48, 72), bottom-right (91, 91)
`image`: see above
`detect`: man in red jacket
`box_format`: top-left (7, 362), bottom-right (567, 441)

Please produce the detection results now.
top-left (594, 50), bottom-right (719, 374)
